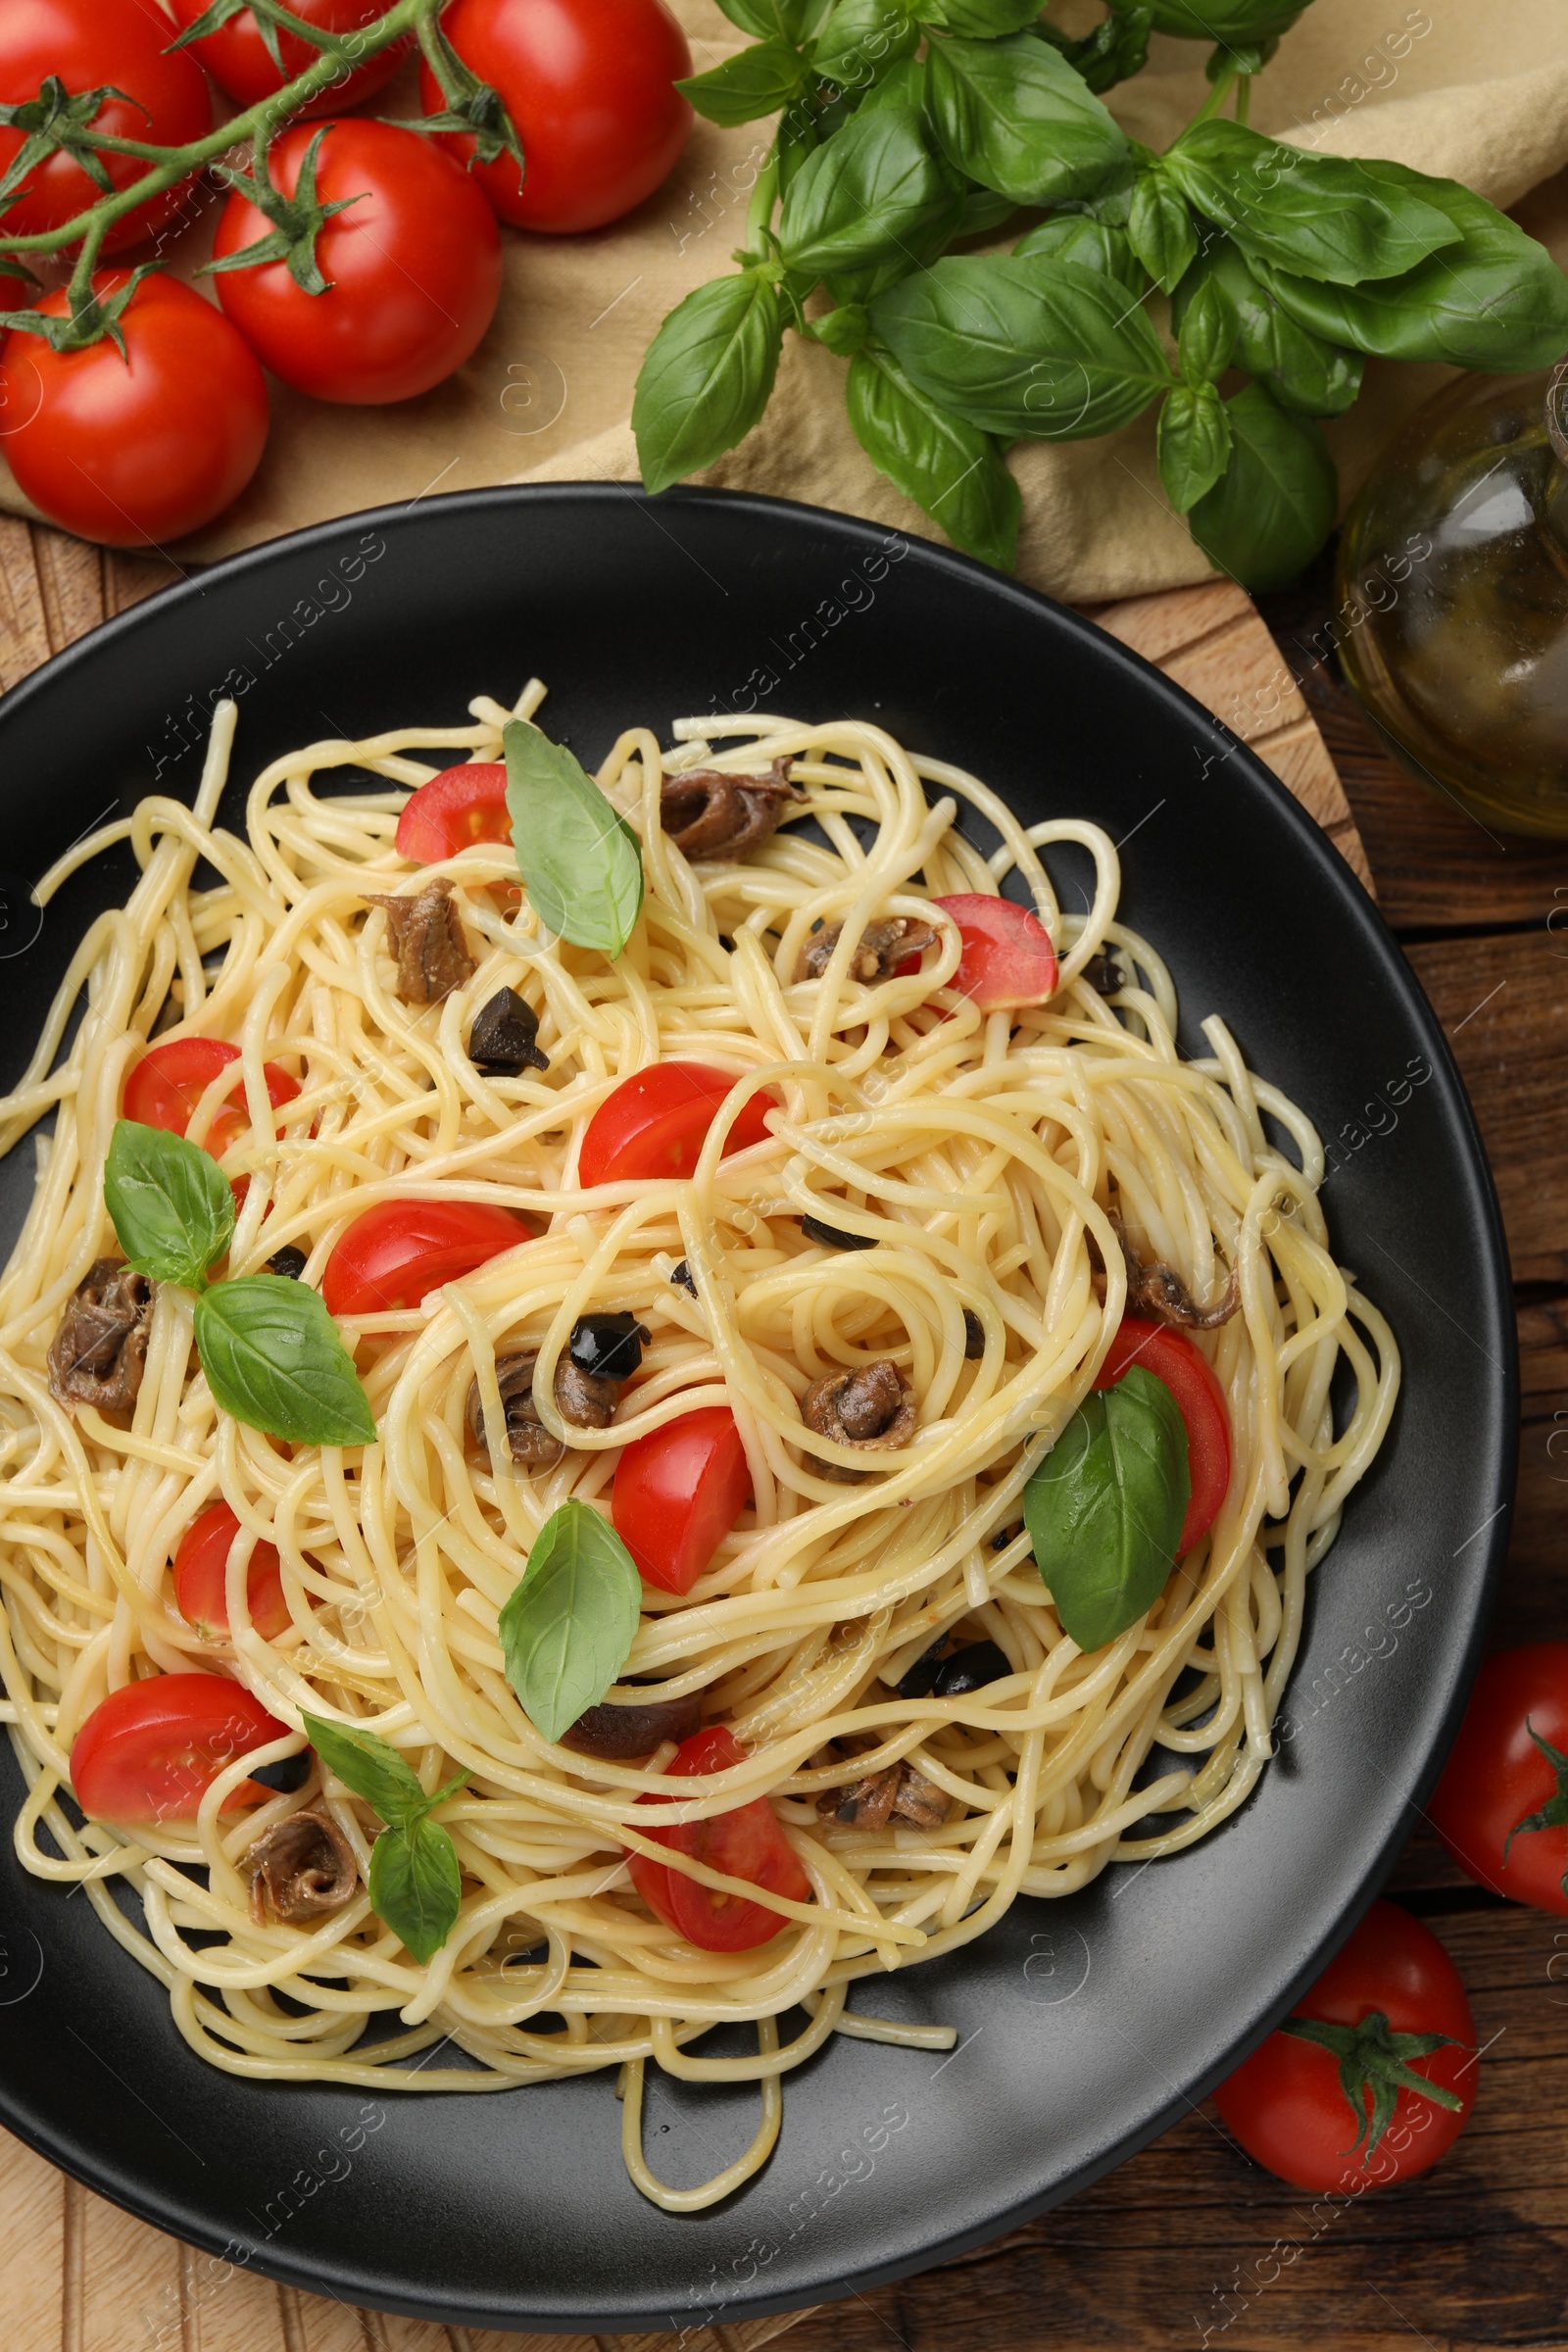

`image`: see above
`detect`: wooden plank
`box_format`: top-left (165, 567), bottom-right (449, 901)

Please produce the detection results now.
top-left (30, 525), bottom-right (103, 656)
top-left (0, 511), bottom-right (51, 690)
top-left (0, 2128), bottom-right (66, 2352)
top-left (79, 2187), bottom-right (185, 2352)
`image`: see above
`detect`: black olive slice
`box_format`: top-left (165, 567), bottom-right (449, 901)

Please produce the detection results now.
top-left (468, 985), bottom-right (549, 1076)
top-left (801, 1213), bottom-right (878, 1251)
top-left (670, 1259), bottom-right (697, 1297)
top-left (932, 1641), bottom-right (1011, 1696)
top-left (568, 1311), bottom-right (650, 1383)
top-left (897, 1638), bottom-right (947, 1698)
top-left (962, 1309), bottom-right (985, 1357)
top-left (265, 1245), bottom-right (308, 1281)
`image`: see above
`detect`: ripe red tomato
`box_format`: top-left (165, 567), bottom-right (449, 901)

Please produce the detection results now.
top-left (1213, 1899), bottom-right (1476, 2191)
top-left (1093, 1315), bottom-right (1230, 1556)
top-left (123, 1037), bottom-right (301, 1160)
top-left (612, 1405), bottom-right (751, 1595)
top-left (0, 0), bottom-right (210, 254)
top-left (173, 1503), bottom-right (291, 1643)
top-left (1429, 1644), bottom-right (1568, 1915)
top-left (579, 1063), bottom-right (777, 1189)
top-left (321, 1199), bottom-right (534, 1315)
top-left (626, 1725), bottom-right (811, 1951)
top-left (167, 0), bottom-right (408, 117)
top-left (396, 763), bottom-right (511, 862)
top-left (211, 119), bottom-right (502, 406)
top-left (925, 894), bottom-right (1059, 1009)
top-left (71, 1672), bottom-right (289, 1825)
top-left (0, 274), bottom-right (269, 547)
top-left (419, 0), bottom-right (694, 234)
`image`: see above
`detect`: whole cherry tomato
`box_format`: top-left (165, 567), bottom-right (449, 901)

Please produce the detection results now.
top-left (123, 1036), bottom-right (301, 1159)
top-left (1213, 1899), bottom-right (1476, 2191)
top-left (0, 0), bottom-right (210, 254)
top-left (0, 274), bottom-right (269, 547)
top-left (396, 763), bottom-right (511, 862)
top-left (920, 895), bottom-right (1058, 1009)
top-left (578, 1062), bottom-right (777, 1189)
top-left (71, 1672), bottom-right (289, 1824)
top-left (173, 1502), bottom-right (291, 1642)
top-left (418, 0), bottom-right (694, 234)
top-left (612, 1405), bottom-right (751, 1595)
top-left (321, 1199), bottom-right (534, 1315)
top-left (211, 119), bottom-right (502, 405)
top-left (1429, 1644), bottom-right (1568, 1915)
top-left (1092, 1315), bottom-right (1230, 1556)
top-left (626, 1725), bottom-right (811, 1951)
top-left (167, 0), bottom-right (409, 117)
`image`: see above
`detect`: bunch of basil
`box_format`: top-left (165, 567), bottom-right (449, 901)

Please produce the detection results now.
top-left (633, 0), bottom-right (1568, 588)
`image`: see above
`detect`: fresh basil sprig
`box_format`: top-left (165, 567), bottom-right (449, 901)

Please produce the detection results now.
top-left (846, 344), bottom-right (1020, 570)
top-left (303, 1712), bottom-right (468, 1965)
top-left (923, 35), bottom-right (1127, 210)
top-left (502, 719), bottom-right (647, 958)
top-left (105, 1119), bottom-right (234, 1291)
top-left (1163, 122), bottom-right (1461, 287)
top-left (499, 1499), bottom-right (644, 1746)
top-left (1023, 1365), bottom-right (1190, 1652)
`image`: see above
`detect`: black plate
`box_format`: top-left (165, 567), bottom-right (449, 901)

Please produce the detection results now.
top-left (0, 488), bottom-right (1514, 2334)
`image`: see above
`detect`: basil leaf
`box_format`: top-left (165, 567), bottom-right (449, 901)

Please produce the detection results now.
top-left (1142, 0), bottom-right (1306, 37)
top-left (1127, 170), bottom-right (1197, 297)
top-left (1165, 122), bottom-right (1461, 288)
top-left (302, 1710), bottom-right (436, 1829)
top-left (1189, 380), bottom-right (1337, 591)
top-left (677, 42), bottom-right (807, 127)
top-left (194, 1273), bottom-right (376, 1446)
top-left (856, 55), bottom-right (924, 117)
top-left (1013, 212), bottom-right (1143, 295)
top-left (924, 35), bottom-right (1127, 210)
top-left (1175, 272), bottom-right (1234, 385)
top-left (499, 1499), bottom-right (643, 1747)
top-left (926, 0), bottom-right (1046, 31)
top-left (502, 719), bottom-right (646, 958)
top-left (1176, 236), bottom-right (1360, 416)
top-left (811, 0), bottom-right (918, 89)
top-left (633, 273), bottom-right (784, 496)
top-left (1035, 5), bottom-right (1152, 96)
top-left (1024, 1364), bottom-right (1189, 1652)
top-left (872, 255), bottom-right (1170, 441)
top-left (104, 1118), bottom-right (233, 1290)
top-left (1157, 382), bottom-right (1231, 514)
top-left (368, 1816), bottom-right (463, 1966)
top-left (778, 106), bottom-right (954, 278)
top-left (715, 0), bottom-right (812, 36)
top-left (847, 346), bottom-right (1020, 569)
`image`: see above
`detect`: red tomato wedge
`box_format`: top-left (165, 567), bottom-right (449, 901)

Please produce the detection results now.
top-left (625, 1725), bottom-right (811, 1951)
top-left (1093, 1316), bottom-right (1230, 1557)
top-left (918, 895), bottom-right (1058, 1010)
top-left (613, 1407), bottom-right (751, 1595)
top-left (321, 1199), bottom-right (534, 1315)
top-left (123, 1038), bottom-right (301, 1160)
top-left (578, 1062), bottom-right (777, 1188)
top-left (173, 1503), bottom-right (291, 1643)
top-left (395, 763), bottom-right (511, 863)
top-left (71, 1673), bottom-right (289, 1826)
top-left (1429, 1645), bottom-right (1568, 1915)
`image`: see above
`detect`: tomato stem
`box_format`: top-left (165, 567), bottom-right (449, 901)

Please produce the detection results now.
top-left (1502, 1716), bottom-right (1568, 1897)
top-left (1281, 2007), bottom-right (1466, 2162)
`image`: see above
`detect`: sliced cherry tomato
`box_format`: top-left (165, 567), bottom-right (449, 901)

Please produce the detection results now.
top-left (909, 895), bottom-right (1058, 1010)
top-left (626, 1725), bottom-right (811, 1952)
top-left (395, 763), bottom-right (512, 863)
top-left (321, 1199), bottom-right (534, 1315)
top-left (173, 1503), bottom-right (291, 1643)
top-left (1429, 1644), bottom-right (1568, 1916)
top-left (579, 1062), bottom-right (777, 1189)
top-left (1093, 1315), bottom-right (1230, 1557)
top-left (612, 1406), bottom-right (750, 1596)
top-left (1213, 1899), bottom-right (1476, 2191)
top-left (71, 1672), bottom-right (289, 1826)
top-left (167, 0), bottom-right (409, 116)
top-left (122, 1037), bottom-right (301, 1160)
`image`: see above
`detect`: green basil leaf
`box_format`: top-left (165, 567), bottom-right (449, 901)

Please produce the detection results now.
top-left (872, 254), bottom-right (1170, 441)
top-left (194, 1274), bottom-right (376, 1446)
top-left (924, 34), bottom-right (1127, 209)
top-left (1165, 122), bottom-right (1460, 288)
top-left (1176, 235), bottom-right (1358, 415)
top-left (368, 1816), bottom-right (463, 1966)
top-left (811, 300), bottom-right (869, 355)
top-left (1189, 380), bottom-right (1337, 591)
top-left (677, 42), bottom-right (807, 126)
top-left (1175, 271), bottom-right (1234, 384)
top-left (1035, 5), bottom-right (1152, 96)
top-left (778, 106), bottom-right (954, 277)
top-left (1013, 213), bottom-right (1143, 295)
top-left (1157, 382), bottom-right (1231, 513)
top-left (855, 55), bottom-right (925, 116)
top-left (502, 719), bottom-right (646, 957)
top-left (104, 1118), bottom-right (233, 1289)
top-left (847, 345), bottom-right (1020, 568)
top-left (499, 1498), bottom-right (644, 1747)
top-left (956, 185), bottom-right (1018, 237)
top-left (714, 0), bottom-right (812, 38)
top-left (1024, 1364), bottom-right (1189, 1652)
top-left (811, 0), bottom-right (918, 89)
top-left (1127, 170), bottom-right (1197, 296)
top-left (302, 1710), bottom-right (437, 1829)
top-left (925, 0), bottom-right (1045, 32)
top-left (633, 273), bottom-right (784, 496)
top-left (1142, 1), bottom-right (1312, 43)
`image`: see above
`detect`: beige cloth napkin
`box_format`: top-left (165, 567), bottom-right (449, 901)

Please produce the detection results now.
top-left (3, 0), bottom-right (1567, 600)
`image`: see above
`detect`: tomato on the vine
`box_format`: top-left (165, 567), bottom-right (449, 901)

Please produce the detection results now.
top-left (173, 1503), bottom-right (291, 1643)
top-left (71, 1672), bottom-right (288, 1825)
top-left (1092, 1316), bottom-right (1230, 1556)
top-left (0, 0), bottom-right (211, 254)
top-left (396, 763), bottom-right (511, 862)
top-left (578, 1062), bottom-right (777, 1189)
top-left (419, 0), bottom-right (694, 234)
top-left (211, 119), bottom-right (502, 406)
top-left (321, 1199), bottom-right (534, 1315)
top-left (1213, 1899), bottom-right (1476, 2191)
top-left (1429, 1644), bottom-right (1568, 1915)
top-left (123, 1037), bottom-right (301, 1160)
top-left (626, 1725), bottom-right (811, 1951)
top-left (612, 1406), bottom-right (751, 1594)
top-left (167, 0), bottom-right (409, 117)
top-left (0, 274), bottom-right (269, 547)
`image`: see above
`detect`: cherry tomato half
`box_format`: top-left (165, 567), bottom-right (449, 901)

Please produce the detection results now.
top-left (579, 1063), bottom-right (777, 1189)
top-left (612, 1406), bottom-right (750, 1595)
top-left (0, 0), bottom-right (210, 254)
top-left (321, 1199), bottom-right (534, 1315)
top-left (395, 763), bottom-right (511, 863)
top-left (1213, 1899), bottom-right (1476, 2191)
top-left (921, 895), bottom-right (1059, 1010)
top-left (0, 273), bottom-right (269, 548)
top-left (420, 0), bottom-right (693, 234)
top-left (123, 1037), bottom-right (301, 1160)
top-left (1429, 1644), bottom-right (1568, 1916)
top-left (167, 0), bottom-right (409, 117)
top-left (173, 1503), bottom-right (291, 1643)
top-left (1093, 1315), bottom-right (1230, 1557)
top-left (71, 1672), bottom-right (289, 1825)
top-left (626, 1725), bottom-right (811, 1951)
top-left (212, 119), bottom-right (502, 406)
